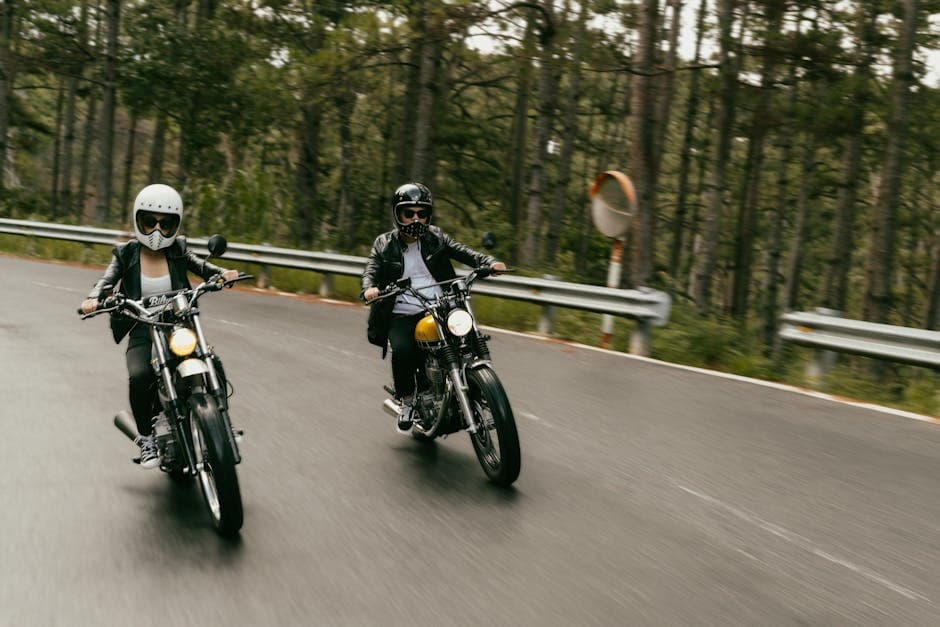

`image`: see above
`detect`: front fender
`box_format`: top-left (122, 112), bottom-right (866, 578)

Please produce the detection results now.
top-left (177, 358), bottom-right (209, 380)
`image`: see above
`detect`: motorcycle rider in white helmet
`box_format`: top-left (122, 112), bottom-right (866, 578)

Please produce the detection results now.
top-left (80, 184), bottom-right (239, 468)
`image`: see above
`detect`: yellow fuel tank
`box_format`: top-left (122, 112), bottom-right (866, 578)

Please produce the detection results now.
top-left (414, 314), bottom-right (442, 345)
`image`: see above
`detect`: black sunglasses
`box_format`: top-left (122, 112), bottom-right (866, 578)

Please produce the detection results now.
top-left (400, 207), bottom-right (431, 219)
top-left (138, 214), bottom-right (179, 232)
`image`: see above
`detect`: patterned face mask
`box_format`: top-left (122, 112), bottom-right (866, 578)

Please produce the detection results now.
top-left (398, 220), bottom-right (429, 238)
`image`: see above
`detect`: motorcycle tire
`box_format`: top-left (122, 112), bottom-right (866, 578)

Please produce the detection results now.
top-left (466, 366), bottom-right (521, 486)
top-left (189, 393), bottom-right (243, 536)
top-left (168, 467), bottom-right (193, 485)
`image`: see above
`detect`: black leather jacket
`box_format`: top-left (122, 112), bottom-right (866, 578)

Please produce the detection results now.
top-left (360, 226), bottom-right (495, 352)
top-left (87, 237), bottom-right (226, 343)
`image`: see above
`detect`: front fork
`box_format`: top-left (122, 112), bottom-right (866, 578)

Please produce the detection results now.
top-left (447, 366), bottom-right (480, 435)
top-left (150, 325), bottom-right (199, 474)
top-left (192, 314), bottom-right (241, 463)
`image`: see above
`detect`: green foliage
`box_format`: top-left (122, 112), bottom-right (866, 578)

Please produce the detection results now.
top-left (648, 301), bottom-right (772, 378)
top-left (0, 234), bottom-right (113, 265)
top-left (2, 0), bottom-right (939, 418)
top-left (820, 360), bottom-right (939, 417)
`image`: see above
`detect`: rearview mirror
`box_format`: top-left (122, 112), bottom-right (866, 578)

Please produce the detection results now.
top-left (207, 234), bottom-right (228, 259)
top-left (482, 232), bottom-right (496, 250)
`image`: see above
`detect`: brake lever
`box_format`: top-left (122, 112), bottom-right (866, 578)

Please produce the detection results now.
top-left (225, 273), bottom-right (254, 288)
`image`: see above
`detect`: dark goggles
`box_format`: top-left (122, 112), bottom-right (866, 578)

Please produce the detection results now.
top-left (399, 207), bottom-right (431, 220)
top-left (138, 213), bottom-right (180, 233)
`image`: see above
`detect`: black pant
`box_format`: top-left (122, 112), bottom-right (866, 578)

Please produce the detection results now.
top-left (388, 313), bottom-right (429, 399)
top-left (125, 326), bottom-right (157, 436)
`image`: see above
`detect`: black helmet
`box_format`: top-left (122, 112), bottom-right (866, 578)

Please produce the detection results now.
top-left (392, 182), bottom-right (433, 238)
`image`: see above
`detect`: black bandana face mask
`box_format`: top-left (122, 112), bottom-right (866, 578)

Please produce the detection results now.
top-left (399, 220), bottom-right (429, 238)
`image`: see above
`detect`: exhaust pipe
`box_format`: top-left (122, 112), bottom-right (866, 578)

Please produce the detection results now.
top-left (382, 398), bottom-right (401, 418)
top-left (114, 410), bottom-right (139, 441)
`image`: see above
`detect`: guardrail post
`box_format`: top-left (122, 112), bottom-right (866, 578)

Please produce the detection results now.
top-left (537, 275), bottom-right (558, 335)
top-left (318, 249), bottom-right (336, 297)
top-left (805, 307), bottom-right (841, 384)
top-left (629, 319), bottom-right (652, 356)
top-left (256, 243), bottom-right (272, 289)
top-left (320, 272), bottom-right (335, 297)
top-left (80, 243), bottom-right (95, 265)
top-left (537, 305), bottom-right (556, 335)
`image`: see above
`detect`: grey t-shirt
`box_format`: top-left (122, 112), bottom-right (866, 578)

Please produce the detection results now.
top-left (392, 240), bottom-right (443, 315)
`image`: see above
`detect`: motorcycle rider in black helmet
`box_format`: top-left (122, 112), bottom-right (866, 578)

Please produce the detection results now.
top-left (361, 182), bottom-right (506, 433)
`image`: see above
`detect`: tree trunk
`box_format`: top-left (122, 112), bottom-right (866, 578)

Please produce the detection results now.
top-left (78, 92), bottom-right (99, 223)
top-left (508, 15), bottom-right (536, 264)
top-left (295, 98), bottom-right (322, 247)
top-left (730, 0), bottom-right (784, 319)
top-left (823, 8), bottom-right (876, 312)
top-left (521, 0), bottom-right (557, 267)
top-left (50, 78), bottom-right (65, 216)
top-left (94, 0), bottom-right (121, 223)
top-left (926, 238), bottom-right (940, 330)
top-left (669, 0), bottom-right (708, 280)
top-left (763, 23), bottom-right (801, 348)
top-left (763, 129), bottom-right (792, 348)
top-left (410, 10), bottom-right (443, 183)
top-left (121, 112), bottom-right (138, 226)
top-left (576, 82), bottom-right (601, 275)
top-left (335, 87), bottom-right (356, 245)
top-left (544, 0), bottom-right (589, 265)
top-left (655, 0), bottom-right (682, 166)
top-left (628, 0), bottom-right (661, 287)
top-left (0, 0), bottom-right (16, 197)
top-left (783, 135), bottom-right (817, 312)
top-left (823, 131), bottom-right (862, 311)
top-left (148, 112), bottom-right (167, 183)
top-left (61, 70), bottom-right (81, 216)
top-left (690, 0), bottom-right (739, 312)
top-left (393, 10), bottom-right (424, 185)
top-left (863, 0), bottom-right (919, 323)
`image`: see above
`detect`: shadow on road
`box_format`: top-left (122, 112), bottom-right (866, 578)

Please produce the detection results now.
top-left (119, 479), bottom-right (246, 563)
top-left (394, 438), bottom-right (522, 506)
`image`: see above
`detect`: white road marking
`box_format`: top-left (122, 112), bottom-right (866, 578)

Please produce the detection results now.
top-left (33, 281), bottom-right (81, 293)
top-left (519, 410), bottom-right (554, 428)
top-left (672, 480), bottom-right (932, 604)
top-left (217, 319), bottom-right (249, 328)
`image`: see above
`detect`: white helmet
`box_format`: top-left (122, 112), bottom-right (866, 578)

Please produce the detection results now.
top-left (133, 184), bottom-right (183, 251)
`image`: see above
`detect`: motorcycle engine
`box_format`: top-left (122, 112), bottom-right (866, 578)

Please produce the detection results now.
top-left (424, 358), bottom-right (445, 397)
top-left (152, 413), bottom-right (177, 465)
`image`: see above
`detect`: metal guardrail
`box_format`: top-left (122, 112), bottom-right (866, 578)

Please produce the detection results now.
top-left (778, 309), bottom-right (940, 376)
top-left (0, 218), bottom-right (672, 354)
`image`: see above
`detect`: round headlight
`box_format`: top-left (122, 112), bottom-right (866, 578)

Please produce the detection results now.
top-left (446, 309), bottom-right (474, 337)
top-left (169, 327), bottom-right (198, 357)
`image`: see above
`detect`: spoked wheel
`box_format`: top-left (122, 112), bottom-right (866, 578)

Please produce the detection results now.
top-left (189, 393), bottom-right (243, 536)
top-left (466, 366), bottom-right (520, 486)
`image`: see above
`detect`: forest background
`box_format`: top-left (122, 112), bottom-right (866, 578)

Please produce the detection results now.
top-left (0, 0), bottom-right (938, 414)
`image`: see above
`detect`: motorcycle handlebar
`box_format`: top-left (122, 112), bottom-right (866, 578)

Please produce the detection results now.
top-left (368, 266), bottom-right (513, 303)
top-left (202, 272), bottom-right (254, 292)
top-left (77, 273), bottom-right (252, 319)
top-left (77, 295), bottom-right (120, 318)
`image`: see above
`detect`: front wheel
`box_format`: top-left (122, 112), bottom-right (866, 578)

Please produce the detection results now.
top-left (189, 393), bottom-right (243, 536)
top-left (466, 366), bottom-right (520, 486)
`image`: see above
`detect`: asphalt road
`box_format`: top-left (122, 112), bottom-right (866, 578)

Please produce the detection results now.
top-left (2, 254), bottom-right (940, 626)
